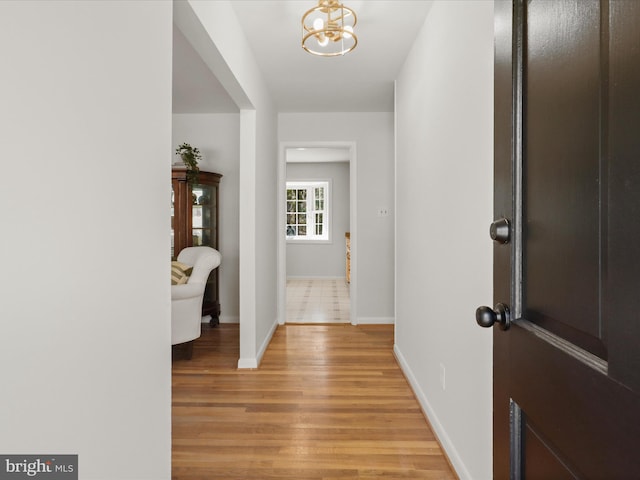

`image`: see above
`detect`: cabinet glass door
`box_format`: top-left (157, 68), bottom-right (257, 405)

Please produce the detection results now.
top-left (191, 181), bottom-right (219, 318)
top-left (191, 184), bottom-right (217, 248)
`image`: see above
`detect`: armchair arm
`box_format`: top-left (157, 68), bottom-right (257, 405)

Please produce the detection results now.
top-left (171, 283), bottom-right (204, 301)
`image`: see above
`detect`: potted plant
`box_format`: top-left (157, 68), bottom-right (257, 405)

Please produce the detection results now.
top-left (175, 142), bottom-right (201, 185)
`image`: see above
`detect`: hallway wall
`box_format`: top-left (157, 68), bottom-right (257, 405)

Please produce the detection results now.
top-left (394, 2), bottom-right (494, 479)
top-left (0, 2), bottom-right (172, 477)
top-left (279, 113), bottom-right (395, 324)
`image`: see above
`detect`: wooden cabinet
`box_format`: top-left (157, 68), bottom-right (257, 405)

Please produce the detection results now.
top-left (172, 168), bottom-right (222, 322)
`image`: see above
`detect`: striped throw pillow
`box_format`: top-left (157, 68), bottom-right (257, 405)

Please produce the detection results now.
top-left (171, 261), bottom-right (193, 285)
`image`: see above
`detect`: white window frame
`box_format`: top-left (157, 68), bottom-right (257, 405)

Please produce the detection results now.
top-left (286, 180), bottom-right (331, 243)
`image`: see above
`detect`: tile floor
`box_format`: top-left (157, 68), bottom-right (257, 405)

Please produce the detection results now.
top-left (286, 278), bottom-right (351, 323)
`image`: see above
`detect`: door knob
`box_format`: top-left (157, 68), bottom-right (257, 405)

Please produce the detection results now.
top-left (476, 303), bottom-right (511, 330)
top-left (490, 218), bottom-right (510, 244)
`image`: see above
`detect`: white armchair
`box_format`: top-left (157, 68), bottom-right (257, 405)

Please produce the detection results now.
top-left (171, 246), bottom-right (221, 359)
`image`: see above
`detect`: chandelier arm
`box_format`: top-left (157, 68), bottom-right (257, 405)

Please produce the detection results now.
top-left (331, 8), bottom-right (356, 23)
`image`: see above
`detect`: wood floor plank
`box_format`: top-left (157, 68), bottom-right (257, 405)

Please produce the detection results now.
top-left (172, 324), bottom-right (457, 480)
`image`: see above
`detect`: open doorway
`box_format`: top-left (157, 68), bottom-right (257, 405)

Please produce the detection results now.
top-left (278, 143), bottom-right (357, 325)
top-left (285, 147), bottom-right (350, 324)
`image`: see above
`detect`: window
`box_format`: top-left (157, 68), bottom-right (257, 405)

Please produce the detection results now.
top-left (286, 181), bottom-right (330, 242)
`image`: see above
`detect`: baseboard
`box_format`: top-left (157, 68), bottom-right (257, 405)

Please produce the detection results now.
top-left (237, 357), bottom-right (257, 369)
top-left (237, 316), bottom-right (279, 370)
top-left (200, 315), bottom-right (239, 324)
top-left (256, 317), bottom-right (279, 366)
top-left (393, 344), bottom-right (470, 480)
top-left (354, 316), bottom-right (395, 325)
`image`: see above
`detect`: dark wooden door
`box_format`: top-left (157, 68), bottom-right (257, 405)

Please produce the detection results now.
top-left (488, 1), bottom-right (640, 478)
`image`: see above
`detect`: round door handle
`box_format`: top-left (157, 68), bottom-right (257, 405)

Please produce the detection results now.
top-left (476, 303), bottom-right (511, 330)
top-left (490, 218), bottom-right (510, 244)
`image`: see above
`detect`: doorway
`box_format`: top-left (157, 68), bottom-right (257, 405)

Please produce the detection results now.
top-left (278, 142), bottom-right (357, 325)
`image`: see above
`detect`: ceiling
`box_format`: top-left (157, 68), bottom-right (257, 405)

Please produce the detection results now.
top-left (173, 0), bottom-right (434, 114)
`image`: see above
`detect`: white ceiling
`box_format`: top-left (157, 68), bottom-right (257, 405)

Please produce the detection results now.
top-left (173, 0), bottom-right (434, 114)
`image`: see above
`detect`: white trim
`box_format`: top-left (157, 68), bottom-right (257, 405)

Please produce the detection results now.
top-left (237, 357), bottom-right (257, 369)
top-left (394, 79), bottom-right (398, 343)
top-left (277, 141), bottom-right (357, 327)
top-left (356, 316), bottom-right (395, 325)
top-left (258, 317), bottom-right (279, 364)
top-left (349, 144), bottom-right (357, 325)
top-left (285, 239), bottom-right (334, 245)
top-left (277, 144), bottom-right (287, 326)
top-left (238, 316), bottom-right (278, 369)
top-left (241, 317), bottom-right (277, 369)
top-left (393, 344), bottom-right (469, 480)
top-left (286, 275), bottom-right (346, 280)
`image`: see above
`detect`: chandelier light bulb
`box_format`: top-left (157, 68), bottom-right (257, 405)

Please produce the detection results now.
top-left (317, 34), bottom-right (329, 47)
top-left (313, 18), bottom-right (324, 31)
top-left (343, 24), bottom-right (353, 39)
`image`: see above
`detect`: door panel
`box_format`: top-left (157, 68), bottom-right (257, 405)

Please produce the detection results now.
top-left (523, 423), bottom-right (579, 480)
top-left (607, 0), bottom-right (640, 391)
top-left (510, 325), bottom-right (640, 478)
top-left (525, 0), bottom-right (604, 357)
top-left (492, 1), bottom-right (640, 478)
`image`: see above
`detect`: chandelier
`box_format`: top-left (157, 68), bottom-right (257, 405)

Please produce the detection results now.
top-left (301, 0), bottom-right (358, 57)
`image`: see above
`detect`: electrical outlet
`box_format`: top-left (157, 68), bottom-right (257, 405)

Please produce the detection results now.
top-left (377, 207), bottom-right (390, 217)
top-left (439, 363), bottom-right (446, 391)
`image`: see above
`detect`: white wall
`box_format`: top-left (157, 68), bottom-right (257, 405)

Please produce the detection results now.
top-left (172, 114), bottom-right (240, 323)
top-left (279, 113), bottom-right (395, 323)
top-left (286, 162), bottom-right (350, 278)
top-left (177, 0), bottom-right (278, 367)
top-left (253, 104), bottom-right (279, 363)
top-left (394, 2), bottom-right (494, 479)
top-left (0, 2), bottom-right (172, 478)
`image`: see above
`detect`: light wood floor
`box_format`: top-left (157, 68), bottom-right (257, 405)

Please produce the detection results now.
top-left (172, 323), bottom-right (457, 480)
